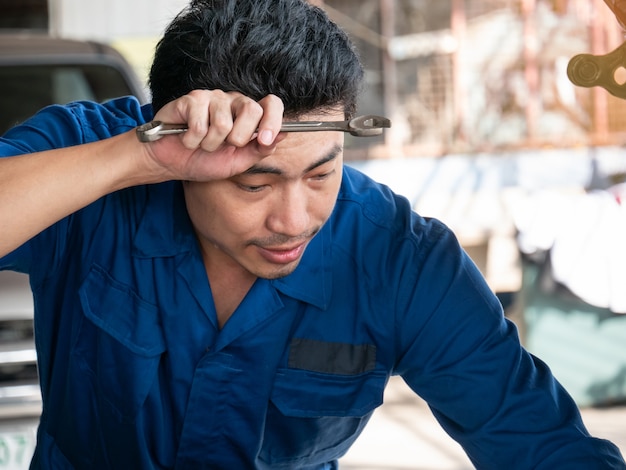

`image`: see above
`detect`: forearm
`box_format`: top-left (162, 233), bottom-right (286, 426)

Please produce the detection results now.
top-left (0, 130), bottom-right (159, 257)
top-left (0, 90), bottom-right (286, 258)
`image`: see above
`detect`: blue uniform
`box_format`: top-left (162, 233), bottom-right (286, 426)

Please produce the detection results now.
top-left (1, 97), bottom-right (624, 469)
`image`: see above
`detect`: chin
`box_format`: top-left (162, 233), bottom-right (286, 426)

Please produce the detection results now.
top-left (255, 262), bottom-right (300, 280)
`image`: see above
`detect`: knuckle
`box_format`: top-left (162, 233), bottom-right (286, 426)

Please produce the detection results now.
top-left (236, 97), bottom-right (263, 116)
top-left (187, 89), bottom-right (204, 98)
top-left (188, 119), bottom-right (208, 135)
top-left (173, 94), bottom-right (192, 114)
top-left (260, 94), bottom-right (284, 111)
top-left (209, 114), bottom-right (232, 135)
top-left (184, 90), bottom-right (209, 107)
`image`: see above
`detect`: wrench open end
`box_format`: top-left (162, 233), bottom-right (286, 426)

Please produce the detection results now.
top-left (347, 115), bottom-right (392, 136)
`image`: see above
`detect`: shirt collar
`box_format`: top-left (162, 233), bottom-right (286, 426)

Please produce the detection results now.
top-left (271, 223), bottom-right (333, 310)
top-left (131, 182), bottom-right (198, 258)
top-left (131, 182), bottom-right (333, 310)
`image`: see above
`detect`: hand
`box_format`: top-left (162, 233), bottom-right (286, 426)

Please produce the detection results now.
top-left (141, 89), bottom-right (285, 182)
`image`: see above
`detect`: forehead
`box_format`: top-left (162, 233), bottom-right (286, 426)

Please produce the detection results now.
top-left (278, 128), bottom-right (344, 158)
top-left (246, 114), bottom-right (345, 176)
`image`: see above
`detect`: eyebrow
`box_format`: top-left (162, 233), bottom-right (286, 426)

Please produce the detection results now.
top-left (243, 144), bottom-right (343, 176)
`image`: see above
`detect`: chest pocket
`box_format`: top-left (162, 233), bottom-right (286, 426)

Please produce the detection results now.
top-left (74, 265), bottom-right (166, 418)
top-left (259, 367), bottom-right (387, 467)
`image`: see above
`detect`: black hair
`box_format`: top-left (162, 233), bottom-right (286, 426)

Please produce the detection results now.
top-left (149, 0), bottom-right (364, 118)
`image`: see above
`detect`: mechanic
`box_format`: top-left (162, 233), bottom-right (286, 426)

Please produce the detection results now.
top-left (0, 0), bottom-right (625, 468)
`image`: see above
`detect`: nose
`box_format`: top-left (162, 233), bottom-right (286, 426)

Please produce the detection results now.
top-left (266, 186), bottom-right (310, 237)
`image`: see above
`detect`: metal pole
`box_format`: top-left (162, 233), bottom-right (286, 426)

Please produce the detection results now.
top-left (380, 0), bottom-right (399, 149)
top-left (591, 0), bottom-right (609, 142)
top-left (451, 0), bottom-right (467, 146)
top-left (47, 0), bottom-right (63, 36)
top-left (522, 0), bottom-right (539, 144)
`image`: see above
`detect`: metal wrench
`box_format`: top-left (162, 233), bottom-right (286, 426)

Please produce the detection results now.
top-left (567, 41), bottom-right (626, 99)
top-left (136, 115), bottom-right (391, 142)
top-left (567, 0), bottom-right (626, 99)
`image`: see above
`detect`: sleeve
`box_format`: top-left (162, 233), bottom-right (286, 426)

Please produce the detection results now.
top-left (392, 217), bottom-right (626, 469)
top-left (0, 96), bottom-right (147, 156)
top-left (0, 97), bottom-right (149, 275)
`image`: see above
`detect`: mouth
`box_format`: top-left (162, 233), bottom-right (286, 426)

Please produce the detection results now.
top-left (255, 242), bottom-right (307, 265)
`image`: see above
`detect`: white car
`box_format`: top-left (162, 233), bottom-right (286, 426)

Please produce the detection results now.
top-left (0, 271), bottom-right (39, 470)
top-left (0, 33), bottom-right (147, 469)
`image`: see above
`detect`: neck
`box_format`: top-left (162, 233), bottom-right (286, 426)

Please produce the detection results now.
top-left (200, 242), bottom-right (257, 328)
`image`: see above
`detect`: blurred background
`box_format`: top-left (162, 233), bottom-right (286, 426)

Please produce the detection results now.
top-left (1, 0), bottom-right (626, 468)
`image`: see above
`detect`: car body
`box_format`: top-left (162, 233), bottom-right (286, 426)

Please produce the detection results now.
top-left (0, 33), bottom-right (147, 469)
top-left (0, 32), bottom-right (148, 135)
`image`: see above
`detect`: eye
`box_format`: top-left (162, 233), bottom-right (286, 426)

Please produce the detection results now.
top-left (310, 170), bottom-right (334, 182)
top-left (237, 183), bottom-right (267, 193)
top-left (232, 174), bottom-right (271, 193)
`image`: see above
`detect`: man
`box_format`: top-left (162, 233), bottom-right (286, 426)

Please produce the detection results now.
top-left (0, 0), bottom-right (624, 468)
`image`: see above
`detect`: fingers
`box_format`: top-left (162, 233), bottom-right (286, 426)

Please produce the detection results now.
top-left (255, 94), bottom-right (284, 147)
top-left (155, 90), bottom-right (284, 153)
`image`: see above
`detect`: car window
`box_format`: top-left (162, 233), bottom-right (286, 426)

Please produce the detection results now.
top-left (0, 64), bottom-right (135, 135)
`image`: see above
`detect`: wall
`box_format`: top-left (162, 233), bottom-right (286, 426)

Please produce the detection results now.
top-left (48, 0), bottom-right (188, 40)
top-left (47, 0), bottom-right (190, 89)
